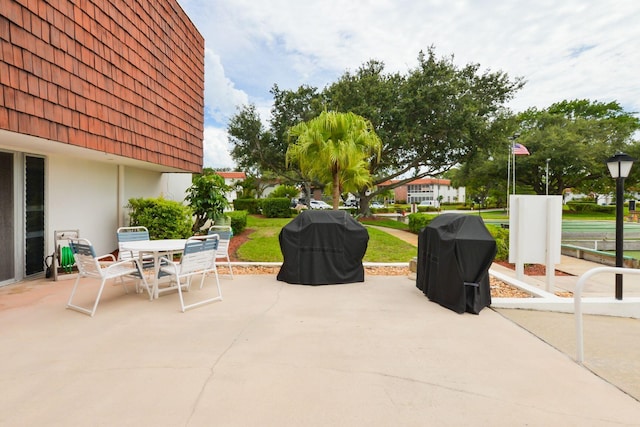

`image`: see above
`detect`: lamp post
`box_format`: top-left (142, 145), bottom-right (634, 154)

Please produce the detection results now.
top-left (606, 153), bottom-right (636, 300)
top-left (545, 158), bottom-right (550, 195)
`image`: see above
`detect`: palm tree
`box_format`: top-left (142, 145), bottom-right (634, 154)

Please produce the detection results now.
top-left (286, 111), bottom-right (382, 209)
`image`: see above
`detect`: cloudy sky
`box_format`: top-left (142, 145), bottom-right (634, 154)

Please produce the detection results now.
top-left (176, 0), bottom-right (640, 169)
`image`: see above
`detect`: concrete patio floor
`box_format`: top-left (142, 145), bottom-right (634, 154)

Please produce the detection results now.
top-left (1, 273), bottom-right (640, 426)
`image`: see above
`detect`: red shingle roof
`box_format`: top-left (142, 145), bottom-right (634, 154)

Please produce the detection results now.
top-left (217, 172), bottom-right (246, 179)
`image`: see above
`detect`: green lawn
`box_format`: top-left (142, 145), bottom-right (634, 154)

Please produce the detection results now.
top-left (359, 218), bottom-right (410, 231)
top-left (236, 214), bottom-right (416, 263)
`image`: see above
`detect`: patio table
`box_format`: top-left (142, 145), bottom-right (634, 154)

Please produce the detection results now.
top-left (119, 239), bottom-right (187, 299)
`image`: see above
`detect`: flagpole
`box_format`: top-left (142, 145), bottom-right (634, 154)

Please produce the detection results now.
top-left (507, 133), bottom-right (520, 210)
top-left (513, 148), bottom-right (516, 195)
top-left (506, 144), bottom-right (511, 211)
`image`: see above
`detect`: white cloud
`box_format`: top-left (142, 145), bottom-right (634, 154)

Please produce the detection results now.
top-left (203, 48), bottom-right (249, 125)
top-left (178, 0), bottom-right (640, 169)
top-left (202, 126), bottom-right (235, 169)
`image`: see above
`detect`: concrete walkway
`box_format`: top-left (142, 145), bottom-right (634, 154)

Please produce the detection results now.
top-left (368, 223), bottom-right (640, 403)
top-left (1, 273), bottom-right (640, 426)
top-left (2, 224), bottom-right (640, 425)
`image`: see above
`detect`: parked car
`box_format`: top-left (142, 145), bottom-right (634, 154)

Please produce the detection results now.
top-left (309, 200), bottom-right (332, 209)
top-left (370, 201), bottom-right (384, 209)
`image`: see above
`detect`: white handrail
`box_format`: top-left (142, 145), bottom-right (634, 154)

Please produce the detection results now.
top-left (574, 266), bottom-right (640, 363)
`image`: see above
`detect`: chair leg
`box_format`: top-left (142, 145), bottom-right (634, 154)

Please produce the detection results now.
top-left (66, 275), bottom-right (84, 312)
top-left (217, 256), bottom-right (233, 279)
top-left (213, 269), bottom-right (222, 298)
top-left (66, 276), bottom-right (107, 317)
top-left (227, 255), bottom-right (234, 279)
top-left (140, 277), bottom-right (152, 301)
top-left (180, 270), bottom-right (222, 312)
top-left (177, 279), bottom-right (186, 313)
top-left (176, 276), bottom-right (192, 313)
top-left (88, 278), bottom-right (109, 317)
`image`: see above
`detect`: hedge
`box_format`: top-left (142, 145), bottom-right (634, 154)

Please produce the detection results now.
top-left (226, 210), bottom-right (248, 235)
top-left (407, 213), bottom-right (438, 234)
top-left (127, 197), bottom-right (193, 239)
top-left (485, 224), bottom-right (509, 262)
top-left (406, 213), bottom-right (509, 262)
top-left (261, 197), bottom-right (292, 218)
top-left (566, 201), bottom-right (616, 214)
top-left (233, 198), bottom-right (261, 214)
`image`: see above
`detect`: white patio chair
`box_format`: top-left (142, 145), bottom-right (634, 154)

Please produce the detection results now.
top-left (117, 226), bottom-right (154, 264)
top-left (117, 226), bottom-right (154, 294)
top-left (208, 225), bottom-right (234, 279)
top-left (66, 238), bottom-right (150, 317)
top-left (157, 234), bottom-right (222, 312)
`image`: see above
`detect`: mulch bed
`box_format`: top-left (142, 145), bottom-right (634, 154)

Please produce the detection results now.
top-left (493, 261), bottom-right (573, 277)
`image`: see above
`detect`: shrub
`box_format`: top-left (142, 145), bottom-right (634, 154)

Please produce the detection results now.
top-left (566, 201), bottom-right (615, 214)
top-left (407, 213), bottom-right (437, 234)
top-left (127, 197), bottom-right (192, 239)
top-left (261, 198), bottom-right (292, 218)
top-left (486, 224), bottom-right (509, 261)
top-left (233, 198), bottom-right (261, 214)
top-left (269, 184), bottom-right (300, 199)
top-left (226, 210), bottom-right (248, 235)
top-left (342, 207), bottom-right (357, 216)
top-left (416, 205), bottom-right (439, 212)
top-left (185, 173), bottom-right (230, 233)
top-left (371, 207), bottom-right (395, 213)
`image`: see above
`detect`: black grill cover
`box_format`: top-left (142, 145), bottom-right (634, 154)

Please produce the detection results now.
top-left (277, 210), bottom-right (369, 285)
top-left (416, 214), bottom-right (496, 314)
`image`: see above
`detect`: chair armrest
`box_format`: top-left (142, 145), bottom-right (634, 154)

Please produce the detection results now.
top-left (158, 256), bottom-right (179, 277)
top-left (104, 258), bottom-right (144, 273)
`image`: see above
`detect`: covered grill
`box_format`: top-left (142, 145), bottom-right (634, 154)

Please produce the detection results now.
top-left (277, 210), bottom-right (369, 285)
top-left (416, 214), bottom-right (496, 314)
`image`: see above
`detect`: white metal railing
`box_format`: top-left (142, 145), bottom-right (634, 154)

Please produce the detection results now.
top-left (574, 266), bottom-right (640, 363)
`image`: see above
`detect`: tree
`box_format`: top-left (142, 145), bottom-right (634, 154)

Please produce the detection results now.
top-left (185, 173), bottom-right (230, 233)
top-left (454, 99), bottom-right (640, 203)
top-left (324, 48), bottom-right (523, 212)
top-left (512, 100), bottom-right (639, 197)
top-left (227, 104), bottom-right (275, 176)
top-left (228, 49), bottom-right (524, 213)
top-left (269, 184), bottom-right (300, 199)
top-left (286, 111), bottom-right (382, 209)
top-left (228, 86), bottom-right (325, 202)
top-left (235, 173), bottom-right (279, 199)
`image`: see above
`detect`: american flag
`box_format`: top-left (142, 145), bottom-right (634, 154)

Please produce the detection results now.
top-left (512, 143), bottom-right (530, 155)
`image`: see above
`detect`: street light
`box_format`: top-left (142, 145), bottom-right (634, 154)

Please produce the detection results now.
top-left (545, 158), bottom-right (550, 195)
top-left (606, 152), bottom-right (636, 300)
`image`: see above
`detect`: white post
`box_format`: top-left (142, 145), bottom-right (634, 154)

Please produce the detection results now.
top-left (545, 198), bottom-right (555, 292)
top-left (515, 196), bottom-right (525, 280)
top-left (118, 165), bottom-right (125, 228)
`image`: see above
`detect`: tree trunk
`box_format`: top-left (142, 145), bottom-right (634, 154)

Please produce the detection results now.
top-left (359, 191), bottom-right (373, 217)
top-left (332, 170), bottom-right (340, 210)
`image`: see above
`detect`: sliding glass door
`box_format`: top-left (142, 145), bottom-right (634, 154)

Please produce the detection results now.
top-left (0, 152), bottom-right (14, 282)
top-left (25, 156), bottom-right (45, 276)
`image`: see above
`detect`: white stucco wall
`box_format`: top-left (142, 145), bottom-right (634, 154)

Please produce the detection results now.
top-left (47, 156), bottom-right (119, 256)
top-left (47, 157), bottom-right (192, 256)
top-left (121, 169), bottom-right (192, 229)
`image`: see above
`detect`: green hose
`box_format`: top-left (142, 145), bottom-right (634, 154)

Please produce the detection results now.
top-left (60, 246), bottom-right (75, 273)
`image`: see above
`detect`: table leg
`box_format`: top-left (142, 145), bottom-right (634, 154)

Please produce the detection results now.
top-left (153, 252), bottom-right (161, 299)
